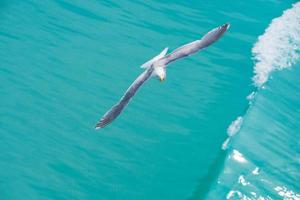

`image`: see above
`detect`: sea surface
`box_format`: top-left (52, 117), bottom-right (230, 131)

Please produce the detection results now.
top-left (0, 0), bottom-right (299, 199)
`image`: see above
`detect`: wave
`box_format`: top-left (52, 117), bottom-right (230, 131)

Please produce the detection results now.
top-left (208, 2), bottom-right (300, 199)
top-left (207, 2), bottom-right (300, 199)
top-left (252, 2), bottom-right (300, 87)
top-left (222, 2), bottom-right (300, 150)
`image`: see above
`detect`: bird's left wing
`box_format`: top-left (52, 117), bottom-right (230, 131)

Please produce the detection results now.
top-left (95, 67), bottom-right (154, 129)
top-left (159, 23), bottom-right (230, 66)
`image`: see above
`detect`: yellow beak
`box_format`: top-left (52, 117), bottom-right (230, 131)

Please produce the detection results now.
top-left (159, 76), bottom-right (165, 82)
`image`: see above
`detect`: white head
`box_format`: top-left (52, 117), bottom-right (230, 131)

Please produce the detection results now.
top-left (154, 67), bottom-right (166, 82)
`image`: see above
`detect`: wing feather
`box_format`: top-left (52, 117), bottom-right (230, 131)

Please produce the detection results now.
top-left (95, 67), bottom-right (154, 129)
top-left (160, 23), bottom-right (230, 65)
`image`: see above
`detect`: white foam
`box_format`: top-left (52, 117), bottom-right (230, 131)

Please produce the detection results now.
top-left (221, 138), bottom-right (230, 150)
top-left (252, 167), bottom-right (260, 175)
top-left (238, 175), bottom-right (250, 186)
top-left (246, 91), bottom-right (256, 102)
top-left (226, 190), bottom-right (250, 200)
top-left (227, 116), bottom-right (243, 137)
top-left (222, 117), bottom-right (244, 150)
top-left (221, 117), bottom-right (243, 150)
top-left (232, 149), bottom-right (247, 163)
top-left (274, 186), bottom-right (300, 199)
top-left (252, 2), bottom-right (300, 87)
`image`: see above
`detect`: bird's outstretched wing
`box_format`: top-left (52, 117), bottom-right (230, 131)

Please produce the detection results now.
top-left (95, 67), bottom-right (154, 129)
top-left (160, 23), bottom-right (230, 66)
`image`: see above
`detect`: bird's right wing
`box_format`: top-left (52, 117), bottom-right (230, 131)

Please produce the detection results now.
top-left (95, 67), bottom-right (154, 129)
top-left (160, 23), bottom-right (230, 66)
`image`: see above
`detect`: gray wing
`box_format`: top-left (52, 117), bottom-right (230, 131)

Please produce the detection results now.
top-left (95, 67), bottom-right (154, 129)
top-left (160, 23), bottom-right (230, 66)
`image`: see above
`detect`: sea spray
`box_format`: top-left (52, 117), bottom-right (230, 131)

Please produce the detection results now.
top-left (252, 2), bottom-right (300, 87)
top-left (222, 117), bottom-right (243, 150)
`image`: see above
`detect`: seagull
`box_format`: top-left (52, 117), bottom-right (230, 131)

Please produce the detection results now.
top-left (95, 23), bottom-right (230, 129)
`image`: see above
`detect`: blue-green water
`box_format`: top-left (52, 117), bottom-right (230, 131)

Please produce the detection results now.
top-left (0, 0), bottom-right (299, 199)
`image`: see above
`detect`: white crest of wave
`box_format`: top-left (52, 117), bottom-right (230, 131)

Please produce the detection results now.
top-left (252, 2), bottom-right (300, 87)
top-left (227, 116), bottom-right (243, 137)
top-left (222, 117), bottom-right (243, 150)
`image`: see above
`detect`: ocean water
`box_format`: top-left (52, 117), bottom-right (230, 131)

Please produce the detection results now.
top-left (0, 0), bottom-right (299, 199)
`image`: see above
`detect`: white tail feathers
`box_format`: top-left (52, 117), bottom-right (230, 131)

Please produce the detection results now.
top-left (141, 47), bottom-right (168, 68)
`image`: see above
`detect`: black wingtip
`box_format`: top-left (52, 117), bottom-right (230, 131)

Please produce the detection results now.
top-left (95, 122), bottom-right (104, 130)
top-left (94, 121), bottom-right (103, 130)
top-left (95, 118), bottom-right (111, 130)
top-left (223, 23), bottom-right (230, 30)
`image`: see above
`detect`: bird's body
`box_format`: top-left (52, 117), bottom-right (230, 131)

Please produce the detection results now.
top-left (95, 23), bottom-right (230, 129)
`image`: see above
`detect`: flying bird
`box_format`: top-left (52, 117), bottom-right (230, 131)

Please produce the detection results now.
top-left (95, 23), bottom-right (230, 129)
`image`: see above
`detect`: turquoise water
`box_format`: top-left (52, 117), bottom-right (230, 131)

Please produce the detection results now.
top-left (0, 0), bottom-right (299, 199)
